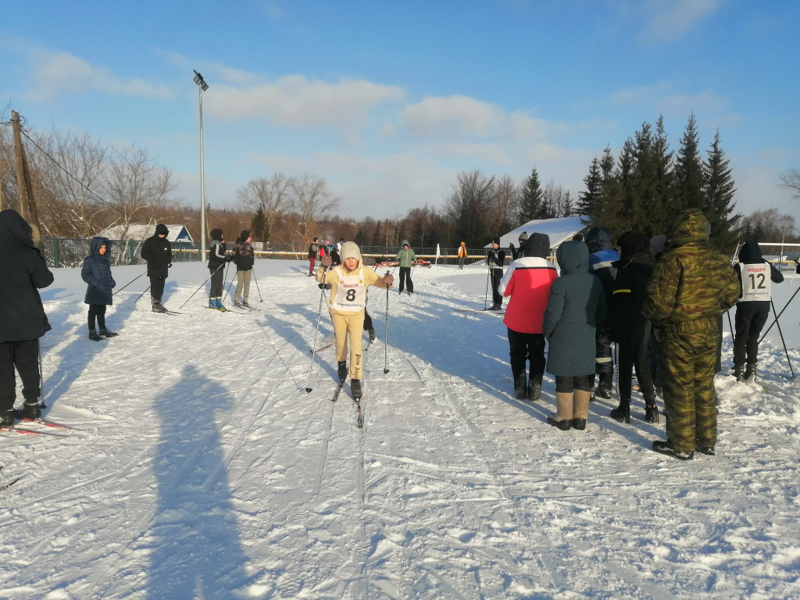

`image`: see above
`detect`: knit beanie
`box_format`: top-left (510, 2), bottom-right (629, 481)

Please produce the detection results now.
top-left (340, 241), bottom-right (363, 267)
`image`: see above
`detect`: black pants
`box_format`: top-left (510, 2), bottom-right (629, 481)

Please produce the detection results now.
top-left (399, 267), bottom-right (413, 293)
top-left (0, 339), bottom-right (40, 413)
top-left (88, 304), bottom-right (107, 331)
top-left (364, 309), bottom-right (373, 331)
top-left (594, 328), bottom-right (614, 376)
top-left (733, 304), bottom-right (769, 367)
top-left (150, 276), bottom-right (165, 303)
top-left (490, 269), bottom-right (503, 306)
top-left (555, 374), bottom-right (593, 393)
top-left (618, 339), bottom-right (655, 403)
top-left (508, 329), bottom-right (545, 383)
top-left (210, 265), bottom-right (224, 298)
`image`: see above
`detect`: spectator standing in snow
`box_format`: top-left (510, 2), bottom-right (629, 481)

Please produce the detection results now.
top-left (511, 231), bottom-right (529, 260)
top-left (606, 232), bottom-right (658, 424)
top-left (232, 230), bottom-right (255, 307)
top-left (82, 237), bottom-right (118, 341)
top-left (585, 226), bottom-right (619, 400)
top-left (732, 240), bottom-right (784, 383)
top-left (308, 237), bottom-right (319, 276)
top-left (396, 240), bottom-right (416, 295)
top-left (457, 242), bottom-right (468, 269)
top-left (644, 209), bottom-right (740, 460)
top-left (498, 233), bottom-right (558, 401)
top-left (0, 209), bottom-right (54, 426)
top-left (543, 240), bottom-right (606, 431)
top-left (487, 237), bottom-right (506, 310)
top-left (140, 224), bottom-right (172, 313)
top-left (316, 242), bottom-right (394, 399)
top-left (208, 228), bottom-right (230, 311)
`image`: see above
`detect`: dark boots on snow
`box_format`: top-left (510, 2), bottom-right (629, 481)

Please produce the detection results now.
top-left (99, 329), bottom-right (118, 338)
top-left (337, 361), bottom-right (347, 382)
top-left (645, 401), bottom-right (660, 424)
top-left (20, 402), bottom-right (41, 421)
top-left (351, 379), bottom-right (363, 399)
top-left (88, 329), bottom-right (104, 341)
top-left (368, 328), bottom-right (376, 342)
top-left (513, 372), bottom-right (527, 400)
top-left (591, 372), bottom-right (613, 401)
top-left (743, 363), bottom-right (757, 383)
top-left (528, 374), bottom-right (543, 402)
top-left (652, 440), bottom-right (693, 461)
top-left (0, 410), bottom-right (14, 428)
top-left (610, 400), bottom-right (631, 423)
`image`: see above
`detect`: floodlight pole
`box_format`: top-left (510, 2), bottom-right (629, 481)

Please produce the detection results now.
top-left (193, 70), bottom-right (209, 261)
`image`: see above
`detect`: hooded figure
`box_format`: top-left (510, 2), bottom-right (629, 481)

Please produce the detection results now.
top-left (140, 223), bottom-right (172, 312)
top-left (232, 230), bottom-right (255, 306)
top-left (606, 231), bottom-right (658, 424)
top-left (81, 237), bottom-right (118, 340)
top-left (396, 240), bottom-right (416, 294)
top-left (732, 240), bottom-right (784, 382)
top-left (316, 241), bottom-right (394, 400)
top-left (457, 242), bottom-right (468, 269)
top-left (584, 225), bottom-right (620, 400)
top-left (0, 209), bottom-right (54, 425)
top-left (644, 209), bottom-right (740, 460)
top-left (543, 240), bottom-right (606, 431)
top-left (498, 233), bottom-right (558, 400)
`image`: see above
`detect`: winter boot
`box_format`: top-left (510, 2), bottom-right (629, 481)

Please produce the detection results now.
top-left (88, 329), bottom-right (104, 341)
top-left (528, 374), bottom-right (543, 402)
top-left (209, 298), bottom-right (216, 309)
top-left (0, 409), bottom-right (15, 428)
top-left (337, 361), bottom-right (347, 382)
top-left (233, 299), bottom-right (241, 307)
top-left (743, 363), bottom-right (757, 383)
top-left (368, 328), bottom-right (376, 342)
top-left (572, 389), bottom-right (591, 430)
top-left (652, 440), bottom-right (693, 461)
top-left (592, 372), bottom-right (613, 401)
top-left (733, 364), bottom-right (744, 383)
top-left (548, 392), bottom-right (573, 430)
top-left (609, 399), bottom-right (631, 424)
top-left (153, 302), bottom-right (168, 313)
top-left (214, 298), bottom-right (227, 312)
top-left (696, 444), bottom-right (716, 456)
top-left (351, 379), bottom-right (363, 400)
top-left (242, 299), bottom-right (249, 307)
top-left (99, 329), bottom-right (118, 338)
top-left (644, 399), bottom-right (660, 424)
top-left (20, 402), bottom-right (41, 421)
top-left (513, 368), bottom-right (527, 400)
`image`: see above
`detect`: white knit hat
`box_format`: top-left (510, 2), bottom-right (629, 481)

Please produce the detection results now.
top-left (340, 241), bottom-right (362, 265)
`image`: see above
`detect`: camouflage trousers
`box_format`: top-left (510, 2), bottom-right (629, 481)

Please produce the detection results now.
top-left (661, 318), bottom-right (719, 452)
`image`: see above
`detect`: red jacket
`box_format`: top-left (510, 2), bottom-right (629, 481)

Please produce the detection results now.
top-left (498, 256), bottom-right (558, 333)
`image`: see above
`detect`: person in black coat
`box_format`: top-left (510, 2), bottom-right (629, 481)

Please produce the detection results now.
top-left (140, 224), bottom-right (172, 313)
top-left (0, 209), bottom-right (54, 426)
top-left (82, 236), bottom-right (118, 341)
top-left (606, 232), bottom-right (658, 424)
top-left (733, 241), bottom-right (784, 382)
top-left (208, 228), bottom-right (231, 310)
top-left (487, 237), bottom-right (506, 310)
top-left (232, 230), bottom-right (255, 307)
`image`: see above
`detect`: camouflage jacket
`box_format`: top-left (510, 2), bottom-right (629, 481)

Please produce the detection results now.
top-left (643, 209), bottom-right (740, 328)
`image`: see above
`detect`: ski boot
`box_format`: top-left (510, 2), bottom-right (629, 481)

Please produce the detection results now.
top-left (214, 298), bottom-right (227, 312)
top-left (368, 328), bottom-right (376, 342)
top-left (0, 409), bottom-right (15, 428)
top-left (351, 379), bottom-right (363, 400)
top-left (20, 402), bottom-right (41, 421)
top-left (337, 361), bottom-right (347, 382)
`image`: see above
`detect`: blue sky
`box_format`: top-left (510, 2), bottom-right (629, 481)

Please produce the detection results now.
top-left (2, 0), bottom-right (798, 224)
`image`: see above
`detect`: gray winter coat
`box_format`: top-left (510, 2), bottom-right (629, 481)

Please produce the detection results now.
top-left (543, 241), bottom-right (606, 377)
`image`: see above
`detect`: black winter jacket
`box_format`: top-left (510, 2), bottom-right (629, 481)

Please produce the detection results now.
top-left (0, 209), bottom-right (54, 342)
top-left (140, 225), bottom-right (172, 279)
top-left (233, 241), bottom-right (255, 271)
top-left (82, 237), bottom-right (116, 305)
top-left (607, 252), bottom-right (655, 345)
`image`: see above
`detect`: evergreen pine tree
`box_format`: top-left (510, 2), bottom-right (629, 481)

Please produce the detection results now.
top-left (251, 207), bottom-right (267, 243)
top-left (516, 168), bottom-right (544, 224)
top-left (674, 113), bottom-right (705, 210)
top-left (578, 157), bottom-right (602, 217)
top-left (703, 129), bottom-right (740, 252)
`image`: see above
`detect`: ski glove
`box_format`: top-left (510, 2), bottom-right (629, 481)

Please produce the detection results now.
top-left (318, 283), bottom-right (332, 290)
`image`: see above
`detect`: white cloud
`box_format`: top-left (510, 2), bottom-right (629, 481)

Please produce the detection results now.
top-left (23, 47), bottom-right (173, 102)
top-left (638, 0), bottom-right (723, 44)
top-left (401, 95), bottom-right (504, 139)
top-left (204, 75), bottom-right (405, 130)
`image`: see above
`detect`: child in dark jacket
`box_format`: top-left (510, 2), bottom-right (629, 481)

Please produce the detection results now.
top-left (733, 241), bottom-right (784, 382)
top-left (606, 232), bottom-right (658, 423)
top-left (232, 230), bottom-right (255, 307)
top-left (82, 237), bottom-right (117, 341)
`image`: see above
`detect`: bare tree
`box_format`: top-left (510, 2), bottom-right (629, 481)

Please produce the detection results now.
top-left (237, 173), bottom-right (293, 242)
top-left (290, 173), bottom-right (340, 243)
top-left (444, 169), bottom-right (496, 247)
top-left (779, 168), bottom-right (800, 201)
top-left (102, 145), bottom-right (179, 241)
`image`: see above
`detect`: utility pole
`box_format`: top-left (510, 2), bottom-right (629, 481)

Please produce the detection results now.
top-left (11, 110), bottom-right (42, 245)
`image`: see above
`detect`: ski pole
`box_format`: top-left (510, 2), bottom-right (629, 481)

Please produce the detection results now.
top-left (112, 271), bottom-right (146, 297)
top-left (759, 284), bottom-right (800, 343)
top-left (134, 285), bottom-right (151, 304)
top-left (726, 308), bottom-right (734, 340)
top-left (384, 271), bottom-right (391, 374)
top-left (771, 299), bottom-right (795, 379)
top-left (38, 340), bottom-right (46, 409)
top-left (252, 269), bottom-right (264, 302)
top-left (179, 262), bottom-right (225, 309)
top-left (484, 264), bottom-right (490, 310)
top-left (306, 269), bottom-right (328, 393)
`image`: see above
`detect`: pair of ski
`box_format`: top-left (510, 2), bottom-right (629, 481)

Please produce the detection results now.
top-left (310, 338), bottom-right (374, 354)
top-left (0, 417), bottom-right (70, 437)
top-left (330, 380), bottom-right (364, 429)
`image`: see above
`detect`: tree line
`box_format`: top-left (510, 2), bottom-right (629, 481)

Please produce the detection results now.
top-left (2, 108), bottom-right (797, 255)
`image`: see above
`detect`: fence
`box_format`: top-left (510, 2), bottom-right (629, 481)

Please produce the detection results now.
top-left (42, 238), bottom-right (199, 269)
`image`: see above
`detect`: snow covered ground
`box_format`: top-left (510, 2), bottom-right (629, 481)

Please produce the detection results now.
top-left (1, 258), bottom-right (799, 599)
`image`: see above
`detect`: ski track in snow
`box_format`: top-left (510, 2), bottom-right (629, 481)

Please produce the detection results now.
top-left (1, 260), bottom-right (799, 599)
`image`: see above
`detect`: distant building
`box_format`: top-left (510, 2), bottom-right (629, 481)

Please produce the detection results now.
top-left (97, 224), bottom-right (194, 244)
top-left (485, 216), bottom-right (588, 251)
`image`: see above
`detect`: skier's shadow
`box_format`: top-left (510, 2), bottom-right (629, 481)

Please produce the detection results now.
top-left (146, 364), bottom-right (253, 599)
